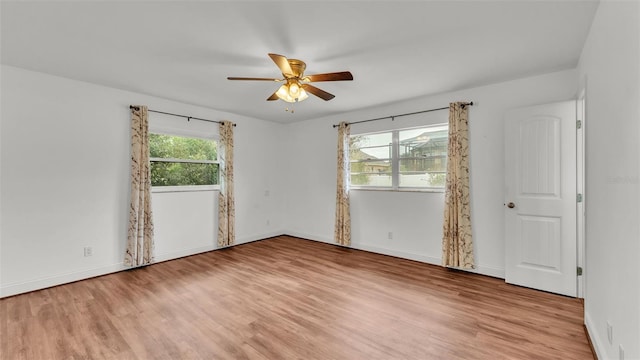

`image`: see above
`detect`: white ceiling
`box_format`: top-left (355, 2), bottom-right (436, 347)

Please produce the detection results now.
top-left (1, 1), bottom-right (599, 123)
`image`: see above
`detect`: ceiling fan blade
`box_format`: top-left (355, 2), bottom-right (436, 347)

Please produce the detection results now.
top-left (267, 92), bottom-right (279, 101)
top-left (304, 71), bottom-right (353, 82)
top-left (268, 53), bottom-right (294, 77)
top-left (302, 84), bottom-right (335, 101)
top-left (227, 77), bottom-right (281, 81)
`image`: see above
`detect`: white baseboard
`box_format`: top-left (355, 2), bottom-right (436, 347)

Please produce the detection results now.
top-left (0, 230), bottom-right (286, 299)
top-left (352, 243), bottom-right (442, 265)
top-left (285, 230), bottom-right (333, 244)
top-left (283, 231), bottom-right (505, 279)
top-left (1, 230), bottom-right (504, 298)
top-left (466, 264), bottom-right (505, 279)
top-left (584, 311), bottom-right (604, 360)
top-left (236, 230), bottom-right (285, 245)
top-left (154, 245), bottom-right (217, 263)
top-left (0, 263), bottom-right (126, 298)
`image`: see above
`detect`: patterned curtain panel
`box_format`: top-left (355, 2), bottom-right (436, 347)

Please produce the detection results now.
top-left (442, 102), bottom-right (474, 269)
top-left (334, 121), bottom-right (351, 246)
top-left (125, 105), bottom-right (155, 267)
top-left (218, 121), bottom-right (235, 247)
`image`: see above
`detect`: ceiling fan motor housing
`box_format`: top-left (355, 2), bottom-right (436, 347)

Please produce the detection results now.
top-left (287, 59), bottom-right (306, 78)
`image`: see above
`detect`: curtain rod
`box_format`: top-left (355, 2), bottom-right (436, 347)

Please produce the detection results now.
top-left (129, 106), bottom-right (236, 127)
top-left (331, 101), bottom-right (473, 128)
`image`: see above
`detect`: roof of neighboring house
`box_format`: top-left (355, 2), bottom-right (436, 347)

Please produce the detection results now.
top-left (399, 130), bottom-right (448, 146)
top-left (350, 149), bottom-right (390, 168)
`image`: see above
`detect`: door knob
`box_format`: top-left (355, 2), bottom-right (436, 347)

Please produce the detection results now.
top-left (507, 202), bottom-right (515, 208)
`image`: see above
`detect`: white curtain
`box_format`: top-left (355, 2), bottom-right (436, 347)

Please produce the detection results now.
top-left (125, 105), bottom-right (155, 266)
top-left (218, 121), bottom-right (235, 247)
top-left (442, 102), bottom-right (474, 269)
top-left (334, 121), bottom-right (351, 246)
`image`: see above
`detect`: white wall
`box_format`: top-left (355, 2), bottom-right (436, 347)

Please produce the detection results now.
top-left (283, 69), bottom-right (578, 278)
top-left (0, 65), bottom-right (285, 297)
top-left (0, 66), bottom-right (3, 294)
top-left (578, 2), bottom-right (640, 359)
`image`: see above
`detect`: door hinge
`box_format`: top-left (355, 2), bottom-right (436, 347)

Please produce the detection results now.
top-left (577, 193), bottom-right (583, 203)
top-left (577, 120), bottom-right (582, 129)
top-left (577, 267), bottom-right (583, 276)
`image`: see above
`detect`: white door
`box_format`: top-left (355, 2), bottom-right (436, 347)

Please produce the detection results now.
top-left (505, 101), bottom-right (577, 297)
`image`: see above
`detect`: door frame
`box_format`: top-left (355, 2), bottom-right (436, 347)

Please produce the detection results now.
top-left (577, 84), bottom-right (587, 299)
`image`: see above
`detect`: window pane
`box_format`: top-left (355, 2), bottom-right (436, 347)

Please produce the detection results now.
top-left (350, 132), bottom-right (392, 187)
top-left (350, 159), bottom-right (392, 186)
top-left (350, 132), bottom-right (392, 160)
top-left (399, 127), bottom-right (448, 159)
top-left (151, 162), bottom-right (219, 186)
top-left (350, 173), bottom-right (392, 187)
top-left (398, 159), bottom-right (446, 188)
top-left (149, 134), bottom-right (217, 161)
top-left (398, 126), bottom-right (448, 188)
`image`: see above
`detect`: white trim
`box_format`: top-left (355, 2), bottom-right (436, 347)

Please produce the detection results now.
top-left (577, 84), bottom-right (587, 299)
top-left (153, 231), bottom-right (286, 262)
top-left (0, 263), bottom-right (126, 298)
top-left (585, 311), bottom-right (604, 360)
top-left (285, 230), bottom-right (333, 244)
top-left (150, 157), bottom-right (218, 164)
top-left (236, 230), bottom-right (286, 245)
top-left (350, 187), bottom-right (445, 193)
top-left (0, 231), bottom-right (504, 298)
top-left (391, 129), bottom-right (399, 188)
top-left (152, 185), bottom-right (219, 193)
top-left (354, 243), bottom-right (441, 265)
top-left (154, 245), bottom-right (217, 263)
top-left (283, 231), bottom-right (505, 279)
top-left (0, 230), bottom-right (285, 299)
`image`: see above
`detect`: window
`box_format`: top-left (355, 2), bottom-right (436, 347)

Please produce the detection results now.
top-left (350, 124), bottom-right (448, 191)
top-left (149, 133), bottom-right (219, 192)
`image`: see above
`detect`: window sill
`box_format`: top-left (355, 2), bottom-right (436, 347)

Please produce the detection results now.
top-left (350, 187), bottom-right (445, 193)
top-left (152, 185), bottom-right (219, 193)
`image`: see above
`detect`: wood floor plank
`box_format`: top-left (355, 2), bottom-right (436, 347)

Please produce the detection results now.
top-left (0, 236), bottom-right (594, 359)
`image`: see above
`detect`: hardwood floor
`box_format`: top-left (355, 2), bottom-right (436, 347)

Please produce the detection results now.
top-left (1, 236), bottom-right (593, 360)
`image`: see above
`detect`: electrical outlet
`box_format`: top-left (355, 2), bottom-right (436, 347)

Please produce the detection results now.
top-left (83, 246), bottom-right (93, 257)
top-left (607, 321), bottom-right (613, 345)
top-left (619, 345), bottom-right (624, 360)
top-left (264, 190), bottom-right (270, 197)
top-left (266, 219), bottom-right (270, 226)
top-left (388, 232), bottom-right (393, 240)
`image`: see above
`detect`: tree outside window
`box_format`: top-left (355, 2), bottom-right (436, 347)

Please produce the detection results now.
top-left (149, 133), bottom-right (218, 188)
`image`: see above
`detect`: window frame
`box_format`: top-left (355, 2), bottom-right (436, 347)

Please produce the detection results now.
top-left (149, 130), bottom-right (220, 193)
top-left (349, 123), bottom-right (448, 193)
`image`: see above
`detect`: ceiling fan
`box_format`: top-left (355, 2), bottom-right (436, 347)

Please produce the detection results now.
top-left (227, 53), bottom-right (353, 103)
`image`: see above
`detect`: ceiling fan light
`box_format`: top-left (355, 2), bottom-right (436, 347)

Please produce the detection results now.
top-left (276, 81), bottom-right (308, 103)
top-left (276, 84), bottom-right (290, 100)
top-left (297, 88), bottom-right (309, 102)
top-left (289, 82), bottom-right (300, 96)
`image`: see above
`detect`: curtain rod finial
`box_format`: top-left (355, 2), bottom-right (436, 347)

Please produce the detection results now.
top-left (461, 101), bottom-right (474, 109)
